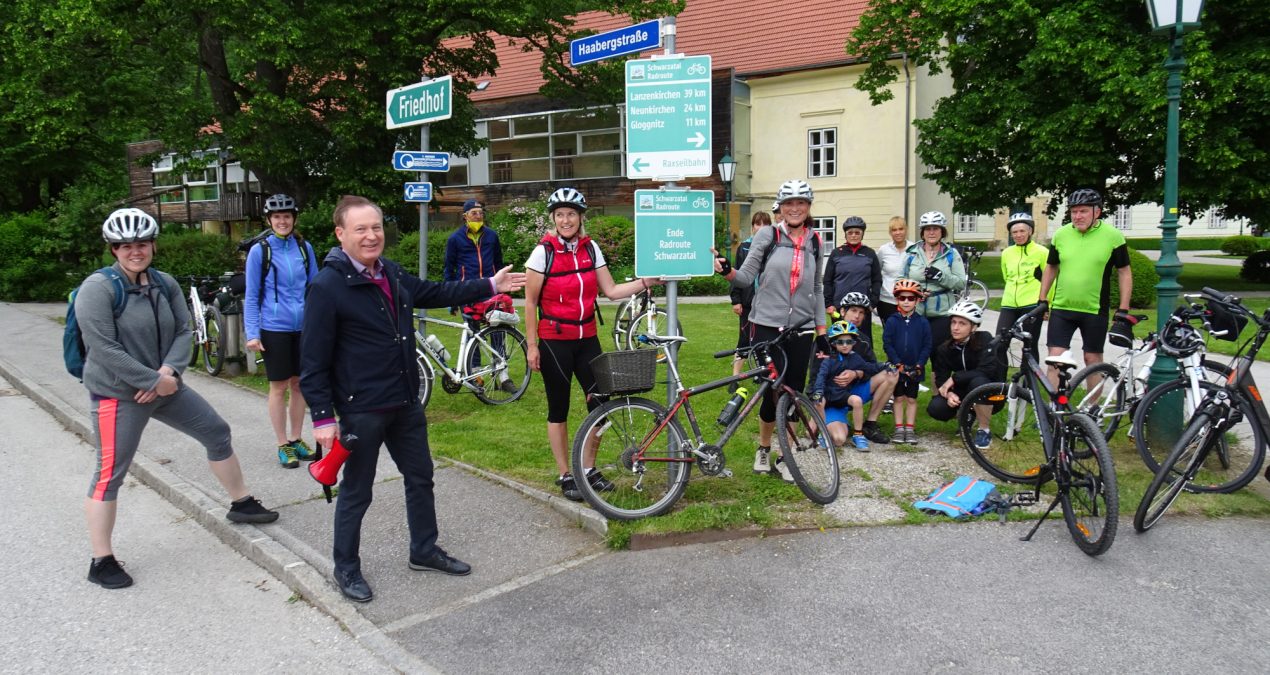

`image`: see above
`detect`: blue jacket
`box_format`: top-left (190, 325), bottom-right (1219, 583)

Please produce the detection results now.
top-left (244, 234), bottom-right (318, 339)
top-left (443, 226), bottom-right (503, 282)
top-left (300, 248), bottom-right (493, 421)
top-left (812, 351), bottom-right (883, 405)
top-left (883, 311), bottom-right (932, 369)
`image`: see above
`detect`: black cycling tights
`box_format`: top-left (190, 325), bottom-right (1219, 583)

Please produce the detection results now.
top-left (539, 336), bottom-right (606, 424)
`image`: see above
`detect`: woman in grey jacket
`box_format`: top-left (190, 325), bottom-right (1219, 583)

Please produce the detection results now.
top-left (78, 209), bottom-right (278, 590)
top-left (715, 179), bottom-right (828, 481)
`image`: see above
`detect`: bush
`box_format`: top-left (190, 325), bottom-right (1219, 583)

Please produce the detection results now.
top-left (586, 215), bottom-right (635, 271)
top-left (1110, 248), bottom-right (1161, 309)
top-left (1125, 236), bottom-right (1229, 251)
top-left (0, 210), bottom-right (77, 301)
top-left (154, 230), bottom-right (240, 278)
top-left (1240, 251), bottom-right (1270, 283)
top-left (487, 195), bottom-right (551, 270)
top-left (1220, 235), bottom-right (1263, 256)
top-left (679, 274), bottom-right (731, 296)
top-left (384, 229), bottom-right (450, 281)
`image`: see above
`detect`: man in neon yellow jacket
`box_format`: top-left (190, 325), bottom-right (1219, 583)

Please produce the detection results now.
top-left (996, 212), bottom-right (1051, 363)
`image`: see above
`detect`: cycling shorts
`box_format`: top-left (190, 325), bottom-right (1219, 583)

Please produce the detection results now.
top-left (260, 329), bottom-right (302, 381)
top-left (1047, 308), bottom-right (1108, 354)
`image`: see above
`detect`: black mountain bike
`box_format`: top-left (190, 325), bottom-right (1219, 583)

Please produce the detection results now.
top-left (1134, 288), bottom-right (1270, 532)
top-left (957, 304), bottom-right (1119, 556)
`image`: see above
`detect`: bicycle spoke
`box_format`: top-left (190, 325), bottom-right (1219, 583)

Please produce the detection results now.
top-left (571, 398), bottom-right (689, 520)
top-left (775, 393), bottom-right (839, 504)
top-left (1058, 414), bottom-right (1118, 556)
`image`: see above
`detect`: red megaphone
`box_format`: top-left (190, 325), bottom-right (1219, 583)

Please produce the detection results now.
top-left (309, 437), bottom-right (351, 503)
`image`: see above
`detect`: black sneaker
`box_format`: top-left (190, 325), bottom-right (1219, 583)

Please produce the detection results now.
top-left (88, 555), bottom-right (133, 589)
top-left (585, 468), bottom-right (615, 492)
top-left (227, 496), bottom-right (279, 524)
top-left (862, 421), bottom-right (891, 444)
top-left (556, 474), bottom-right (583, 502)
top-left (408, 548), bottom-right (472, 576)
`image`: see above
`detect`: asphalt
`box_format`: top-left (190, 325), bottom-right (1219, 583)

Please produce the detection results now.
top-left (6, 297), bottom-right (1270, 673)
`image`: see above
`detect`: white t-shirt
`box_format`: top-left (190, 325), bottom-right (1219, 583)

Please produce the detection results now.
top-left (525, 240), bottom-right (607, 273)
top-left (877, 239), bottom-right (914, 303)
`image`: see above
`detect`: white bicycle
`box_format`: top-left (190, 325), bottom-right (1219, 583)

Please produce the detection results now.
top-left (414, 300), bottom-right (530, 407)
top-left (181, 275), bottom-right (226, 375)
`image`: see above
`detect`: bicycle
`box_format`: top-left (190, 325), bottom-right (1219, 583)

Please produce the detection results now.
top-left (954, 244), bottom-right (990, 309)
top-left (1068, 303), bottom-right (1230, 443)
top-left (957, 304), bottom-right (1118, 556)
top-left (1134, 288), bottom-right (1270, 531)
top-left (569, 328), bottom-right (839, 520)
top-left (414, 303), bottom-right (530, 408)
top-left (610, 281), bottom-right (681, 351)
top-left (180, 275), bottom-right (227, 376)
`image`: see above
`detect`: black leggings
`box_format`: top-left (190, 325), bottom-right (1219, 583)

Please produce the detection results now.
top-left (997, 305), bottom-right (1042, 364)
top-left (539, 336), bottom-right (605, 423)
top-left (926, 374), bottom-right (993, 422)
top-left (750, 324), bottom-right (814, 423)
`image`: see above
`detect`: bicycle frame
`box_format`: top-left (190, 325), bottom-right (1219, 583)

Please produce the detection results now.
top-left (188, 284), bottom-right (209, 341)
top-left (414, 313), bottom-right (504, 393)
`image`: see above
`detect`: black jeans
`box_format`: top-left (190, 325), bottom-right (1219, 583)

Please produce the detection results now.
top-left (333, 403), bottom-right (438, 575)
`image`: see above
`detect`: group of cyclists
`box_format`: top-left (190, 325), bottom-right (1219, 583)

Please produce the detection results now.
top-left (74, 177), bottom-right (1140, 592)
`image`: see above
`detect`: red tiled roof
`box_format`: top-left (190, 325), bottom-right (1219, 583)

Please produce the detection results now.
top-left (465, 0), bottom-right (870, 102)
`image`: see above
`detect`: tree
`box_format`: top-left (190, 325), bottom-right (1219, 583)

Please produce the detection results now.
top-left (846, 0), bottom-right (1270, 225)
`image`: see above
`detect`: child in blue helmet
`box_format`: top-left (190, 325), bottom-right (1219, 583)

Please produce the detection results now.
top-left (811, 322), bottom-right (896, 452)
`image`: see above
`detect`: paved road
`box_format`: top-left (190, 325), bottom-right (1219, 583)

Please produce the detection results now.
top-left (3, 301), bottom-right (1269, 673)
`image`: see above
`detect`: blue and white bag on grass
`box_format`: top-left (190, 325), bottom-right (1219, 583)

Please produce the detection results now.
top-left (913, 476), bottom-right (1001, 518)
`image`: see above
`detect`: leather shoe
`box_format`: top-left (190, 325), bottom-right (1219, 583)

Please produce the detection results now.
top-left (335, 570), bottom-right (373, 603)
top-left (408, 549), bottom-right (472, 576)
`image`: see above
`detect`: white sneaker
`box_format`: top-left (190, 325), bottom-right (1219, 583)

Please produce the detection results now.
top-left (752, 447), bottom-right (771, 474)
top-left (771, 457), bottom-right (795, 484)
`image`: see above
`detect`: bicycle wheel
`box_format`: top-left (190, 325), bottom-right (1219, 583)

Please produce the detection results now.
top-left (963, 280), bottom-right (990, 309)
top-left (571, 397), bottom-right (690, 521)
top-left (1132, 375), bottom-right (1262, 493)
top-left (468, 326), bottom-right (530, 405)
top-left (416, 350), bottom-right (434, 408)
top-left (774, 391), bottom-right (839, 504)
top-left (202, 305), bottom-right (226, 376)
top-left (187, 305), bottom-right (201, 367)
top-left (1134, 411), bottom-right (1215, 532)
top-left (625, 309), bottom-right (683, 350)
top-left (1068, 363), bottom-right (1123, 440)
top-left (958, 382), bottom-right (1046, 485)
top-left (1058, 413), bottom-right (1119, 556)
top-left (611, 299), bottom-right (636, 350)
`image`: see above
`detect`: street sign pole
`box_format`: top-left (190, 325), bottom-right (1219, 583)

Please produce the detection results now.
top-left (662, 16), bottom-right (681, 408)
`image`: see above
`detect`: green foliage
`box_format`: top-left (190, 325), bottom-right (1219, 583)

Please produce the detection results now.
top-left (154, 231), bottom-right (241, 279)
top-left (0, 210), bottom-right (77, 301)
top-left (384, 229), bottom-right (451, 281)
top-left (1220, 235), bottom-right (1264, 256)
top-left (1106, 248), bottom-right (1161, 309)
top-left (488, 195), bottom-right (552, 270)
top-left (679, 274), bottom-right (731, 296)
top-left (847, 0), bottom-right (1270, 224)
top-left (1240, 251), bottom-right (1270, 283)
top-left (585, 215), bottom-right (635, 270)
top-left (1125, 236), bottom-right (1235, 251)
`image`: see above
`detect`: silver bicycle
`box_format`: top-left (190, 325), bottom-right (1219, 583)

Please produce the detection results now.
top-left (414, 309), bottom-right (530, 407)
top-left (181, 276), bottom-right (226, 376)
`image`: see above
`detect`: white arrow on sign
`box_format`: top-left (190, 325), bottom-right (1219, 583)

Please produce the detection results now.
top-left (685, 132), bottom-right (706, 148)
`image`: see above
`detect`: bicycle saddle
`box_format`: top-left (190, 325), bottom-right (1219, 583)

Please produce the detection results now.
top-left (1043, 351), bottom-right (1081, 371)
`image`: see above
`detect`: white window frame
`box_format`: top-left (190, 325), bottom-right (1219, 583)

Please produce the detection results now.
top-left (956, 213), bottom-right (977, 234)
top-left (1114, 205), bottom-right (1131, 230)
top-left (808, 128), bottom-right (837, 178)
top-left (480, 106), bottom-right (625, 185)
top-left (1209, 210), bottom-right (1226, 229)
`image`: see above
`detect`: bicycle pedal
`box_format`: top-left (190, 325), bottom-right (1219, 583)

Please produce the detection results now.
top-left (1012, 492), bottom-right (1038, 505)
top-left (719, 469), bottom-right (733, 478)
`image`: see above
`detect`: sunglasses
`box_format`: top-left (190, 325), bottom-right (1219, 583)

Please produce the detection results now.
top-left (832, 338), bottom-right (857, 346)
top-left (896, 295), bottom-right (919, 302)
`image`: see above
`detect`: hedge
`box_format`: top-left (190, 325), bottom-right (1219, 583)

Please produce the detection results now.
top-left (1125, 236), bottom-right (1231, 251)
top-left (1219, 235), bottom-right (1266, 256)
top-left (1110, 248), bottom-right (1161, 309)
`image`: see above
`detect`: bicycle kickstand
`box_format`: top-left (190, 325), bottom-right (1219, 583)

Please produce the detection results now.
top-left (1020, 495), bottom-right (1061, 542)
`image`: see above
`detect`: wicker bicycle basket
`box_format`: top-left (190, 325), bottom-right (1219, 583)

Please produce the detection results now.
top-left (590, 349), bottom-right (659, 395)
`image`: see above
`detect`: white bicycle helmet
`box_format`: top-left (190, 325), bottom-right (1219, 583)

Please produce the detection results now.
top-left (547, 187), bottom-right (587, 213)
top-left (1006, 212), bottom-right (1034, 228)
top-left (263, 193), bottom-right (298, 214)
top-left (948, 299), bottom-right (984, 325)
top-left (918, 211), bottom-right (948, 228)
top-left (839, 291), bottom-right (871, 310)
top-left (102, 208), bottom-right (159, 243)
top-left (775, 179), bottom-right (814, 205)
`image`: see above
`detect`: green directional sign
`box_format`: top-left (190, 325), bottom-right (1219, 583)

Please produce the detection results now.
top-left (634, 189), bottom-right (715, 277)
top-left (625, 55), bottom-right (712, 180)
top-left (385, 76), bottom-right (453, 130)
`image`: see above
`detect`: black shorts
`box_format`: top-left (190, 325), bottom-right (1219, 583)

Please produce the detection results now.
top-left (1047, 308), bottom-right (1109, 354)
top-left (894, 371), bottom-right (921, 399)
top-left (259, 329), bottom-right (302, 381)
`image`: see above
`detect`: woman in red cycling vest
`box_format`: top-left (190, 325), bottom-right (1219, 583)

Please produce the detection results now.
top-left (524, 188), bottom-right (662, 502)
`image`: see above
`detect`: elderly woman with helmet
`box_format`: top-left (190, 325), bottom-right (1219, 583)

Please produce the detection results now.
top-left (928, 300), bottom-right (1005, 450)
top-left (78, 209), bottom-right (279, 589)
top-left (823, 216), bottom-right (882, 336)
top-left (901, 211), bottom-right (967, 350)
top-left (714, 179), bottom-right (827, 482)
top-left (997, 211), bottom-right (1050, 364)
top-left (525, 187), bottom-right (662, 502)
top-left (244, 193), bottom-right (320, 469)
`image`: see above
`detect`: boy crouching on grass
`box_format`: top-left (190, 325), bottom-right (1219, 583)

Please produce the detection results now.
top-left (810, 322), bottom-right (896, 452)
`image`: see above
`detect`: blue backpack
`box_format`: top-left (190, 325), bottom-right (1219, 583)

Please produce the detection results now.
top-left (913, 475), bottom-right (1000, 518)
top-left (63, 267), bottom-right (172, 380)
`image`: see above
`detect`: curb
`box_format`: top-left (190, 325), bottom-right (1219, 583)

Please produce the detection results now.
top-left (444, 458), bottom-right (609, 539)
top-left (0, 355), bottom-right (436, 675)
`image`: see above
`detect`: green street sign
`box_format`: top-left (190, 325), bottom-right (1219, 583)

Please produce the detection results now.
top-left (634, 189), bottom-right (715, 277)
top-left (385, 76), bottom-right (453, 130)
top-left (625, 55), bottom-right (712, 180)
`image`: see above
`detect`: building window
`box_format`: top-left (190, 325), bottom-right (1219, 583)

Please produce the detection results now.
top-left (956, 214), bottom-right (977, 234)
top-left (482, 106), bottom-right (623, 185)
top-left (808, 128), bottom-right (837, 178)
top-left (151, 153), bottom-right (223, 203)
top-left (1209, 211), bottom-right (1226, 229)
top-left (1114, 206), bottom-right (1131, 230)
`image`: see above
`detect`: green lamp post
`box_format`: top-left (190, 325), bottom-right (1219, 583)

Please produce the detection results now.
top-left (717, 147), bottom-right (737, 263)
top-left (1147, 0), bottom-right (1205, 388)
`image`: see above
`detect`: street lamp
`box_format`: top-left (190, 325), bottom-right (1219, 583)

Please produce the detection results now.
top-left (717, 147), bottom-right (737, 262)
top-left (1147, 0), bottom-right (1205, 389)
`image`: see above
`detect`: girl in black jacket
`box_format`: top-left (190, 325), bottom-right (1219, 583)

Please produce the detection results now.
top-left (928, 301), bottom-right (1005, 453)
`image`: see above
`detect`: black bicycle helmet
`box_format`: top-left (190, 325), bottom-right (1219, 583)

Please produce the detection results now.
top-left (1067, 189), bottom-right (1103, 208)
top-left (843, 216), bottom-right (867, 231)
top-left (1157, 322), bottom-right (1204, 358)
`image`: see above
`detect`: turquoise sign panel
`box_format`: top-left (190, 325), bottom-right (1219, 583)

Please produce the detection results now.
top-left (634, 189), bottom-right (715, 277)
top-left (625, 55), bottom-right (712, 180)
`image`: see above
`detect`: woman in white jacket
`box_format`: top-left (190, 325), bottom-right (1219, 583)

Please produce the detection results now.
top-left (876, 216), bottom-right (913, 322)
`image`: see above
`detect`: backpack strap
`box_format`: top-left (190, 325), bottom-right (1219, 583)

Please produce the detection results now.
top-left (257, 234), bottom-right (313, 305)
top-left (536, 240), bottom-right (599, 326)
top-left (97, 267), bottom-right (127, 318)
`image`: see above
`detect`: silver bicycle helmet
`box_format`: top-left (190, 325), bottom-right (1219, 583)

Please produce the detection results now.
top-left (102, 208), bottom-right (159, 243)
top-left (263, 193), bottom-right (298, 214)
top-left (775, 179), bottom-right (814, 205)
top-left (1006, 212), bottom-right (1035, 228)
top-left (547, 187), bottom-right (587, 213)
top-left (839, 291), bottom-right (871, 310)
top-left (918, 211), bottom-right (948, 228)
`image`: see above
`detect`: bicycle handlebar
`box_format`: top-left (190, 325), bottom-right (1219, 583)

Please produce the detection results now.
top-left (714, 325), bottom-right (815, 360)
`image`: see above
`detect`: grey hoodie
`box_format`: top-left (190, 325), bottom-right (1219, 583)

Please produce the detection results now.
top-left (729, 223), bottom-right (827, 331)
top-left (75, 263), bottom-right (190, 399)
